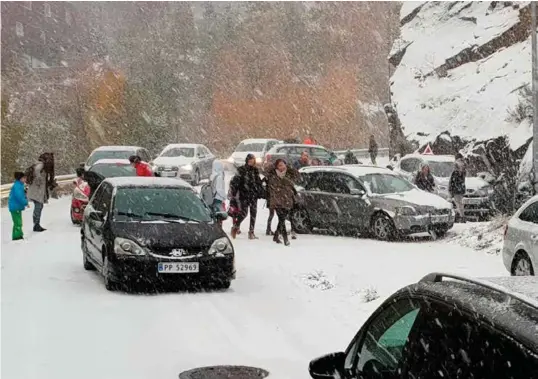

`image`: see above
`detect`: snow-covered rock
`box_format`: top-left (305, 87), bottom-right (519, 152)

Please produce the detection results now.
top-left (390, 1), bottom-right (533, 150)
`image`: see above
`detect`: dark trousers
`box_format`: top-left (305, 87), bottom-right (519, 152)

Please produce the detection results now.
top-left (33, 201), bottom-right (44, 226)
top-left (275, 208), bottom-right (290, 240)
top-left (267, 207), bottom-right (296, 232)
top-left (235, 200), bottom-right (257, 232)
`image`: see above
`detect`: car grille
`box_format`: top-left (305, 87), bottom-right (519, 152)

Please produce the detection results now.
top-left (431, 208), bottom-right (451, 216)
top-left (151, 247), bottom-right (204, 257)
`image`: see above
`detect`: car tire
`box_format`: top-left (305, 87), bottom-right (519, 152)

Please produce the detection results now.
top-left (71, 208), bottom-right (80, 225)
top-left (216, 279), bottom-right (231, 290)
top-left (371, 213), bottom-right (397, 241)
top-left (512, 251), bottom-right (535, 276)
top-left (103, 253), bottom-right (120, 291)
top-left (81, 236), bottom-right (96, 271)
top-left (291, 208), bottom-right (312, 234)
top-left (191, 170), bottom-right (200, 186)
top-left (432, 227), bottom-right (449, 238)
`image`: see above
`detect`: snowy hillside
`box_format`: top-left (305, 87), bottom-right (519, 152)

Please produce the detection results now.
top-left (390, 1), bottom-right (532, 150)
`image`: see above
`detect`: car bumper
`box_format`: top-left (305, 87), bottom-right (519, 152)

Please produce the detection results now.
top-left (108, 254), bottom-right (235, 286)
top-left (394, 213), bottom-right (455, 234)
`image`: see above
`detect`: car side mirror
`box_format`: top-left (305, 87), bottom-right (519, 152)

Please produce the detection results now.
top-left (89, 210), bottom-right (103, 221)
top-left (350, 188), bottom-right (366, 197)
top-left (214, 211), bottom-right (228, 221)
top-left (309, 352), bottom-right (346, 379)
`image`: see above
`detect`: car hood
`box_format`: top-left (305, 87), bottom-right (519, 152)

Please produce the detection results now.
top-left (373, 188), bottom-right (452, 210)
top-left (153, 156), bottom-right (195, 167)
top-left (111, 221), bottom-right (226, 249)
top-left (435, 176), bottom-right (489, 190)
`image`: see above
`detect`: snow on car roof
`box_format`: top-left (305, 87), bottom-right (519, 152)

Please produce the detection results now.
top-left (93, 145), bottom-right (141, 152)
top-left (162, 143), bottom-right (200, 150)
top-left (104, 177), bottom-right (192, 188)
top-left (239, 138), bottom-right (278, 144)
top-left (482, 276), bottom-right (538, 305)
top-left (273, 143), bottom-right (326, 149)
top-left (404, 154), bottom-right (455, 162)
top-left (92, 159), bottom-right (131, 166)
top-left (299, 165), bottom-right (394, 177)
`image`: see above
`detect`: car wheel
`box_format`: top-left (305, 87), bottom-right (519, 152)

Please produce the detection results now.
top-left (291, 208), bottom-right (312, 234)
top-left (103, 253), bottom-right (119, 291)
top-left (71, 208), bottom-right (80, 225)
top-left (191, 170), bottom-right (200, 186)
top-left (371, 213), bottom-right (397, 241)
top-left (81, 236), bottom-right (96, 271)
top-left (215, 279), bottom-right (231, 290)
top-left (512, 252), bottom-right (535, 276)
top-left (432, 227), bottom-right (449, 239)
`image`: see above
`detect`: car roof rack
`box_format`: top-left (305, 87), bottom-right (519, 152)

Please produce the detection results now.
top-left (420, 272), bottom-right (538, 309)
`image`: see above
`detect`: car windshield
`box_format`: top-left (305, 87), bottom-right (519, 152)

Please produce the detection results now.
top-left (87, 150), bottom-right (134, 166)
top-left (160, 147), bottom-right (195, 158)
top-left (235, 143), bottom-right (265, 152)
top-left (360, 173), bottom-right (415, 194)
top-left (426, 161), bottom-right (454, 178)
top-left (89, 164), bottom-right (136, 178)
top-left (113, 187), bottom-right (212, 222)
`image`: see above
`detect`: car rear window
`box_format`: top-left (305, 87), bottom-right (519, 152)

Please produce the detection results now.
top-left (235, 143), bottom-right (266, 152)
top-left (89, 164), bottom-right (136, 178)
top-left (112, 187), bottom-right (212, 223)
top-left (361, 173), bottom-right (414, 194)
top-left (87, 150), bottom-right (133, 166)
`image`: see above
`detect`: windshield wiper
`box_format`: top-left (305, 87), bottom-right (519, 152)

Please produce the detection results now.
top-left (145, 212), bottom-right (201, 223)
top-left (116, 211), bottom-right (145, 219)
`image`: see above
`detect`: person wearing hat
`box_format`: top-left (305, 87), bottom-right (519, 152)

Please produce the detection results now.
top-left (230, 153), bottom-right (263, 239)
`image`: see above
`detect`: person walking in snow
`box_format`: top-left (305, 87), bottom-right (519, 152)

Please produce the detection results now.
top-left (230, 154), bottom-right (264, 239)
top-left (8, 171), bottom-right (29, 240)
top-left (368, 134), bottom-right (378, 165)
top-left (129, 155), bottom-right (154, 177)
top-left (26, 152), bottom-right (56, 232)
top-left (450, 153), bottom-right (467, 223)
top-left (209, 160), bottom-right (227, 227)
top-left (266, 159), bottom-right (297, 246)
top-left (415, 164), bottom-right (435, 192)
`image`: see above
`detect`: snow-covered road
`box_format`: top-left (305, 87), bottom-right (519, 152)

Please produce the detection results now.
top-left (1, 194), bottom-right (507, 379)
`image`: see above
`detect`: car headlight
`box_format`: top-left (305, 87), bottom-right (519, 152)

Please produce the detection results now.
top-left (486, 187), bottom-right (494, 195)
top-left (208, 237), bottom-right (233, 255)
top-left (395, 206), bottom-right (417, 216)
top-left (73, 187), bottom-right (88, 201)
top-left (114, 237), bottom-right (146, 256)
top-left (182, 164), bottom-right (193, 171)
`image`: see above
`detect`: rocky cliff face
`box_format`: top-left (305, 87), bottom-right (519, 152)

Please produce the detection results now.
top-left (389, 1), bottom-right (533, 151)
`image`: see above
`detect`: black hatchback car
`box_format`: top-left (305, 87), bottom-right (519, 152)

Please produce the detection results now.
top-left (80, 177), bottom-right (234, 291)
top-left (309, 273), bottom-right (538, 379)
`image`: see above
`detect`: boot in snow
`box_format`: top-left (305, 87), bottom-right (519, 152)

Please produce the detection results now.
top-left (266, 226), bottom-right (273, 236)
top-left (291, 230), bottom-right (297, 240)
top-left (283, 234), bottom-right (290, 246)
top-left (248, 231), bottom-right (258, 240)
top-left (231, 226), bottom-right (239, 239)
top-left (273, 231), bottom-right (282, 244)
top-left (33, 225), bottom-right (46, 232)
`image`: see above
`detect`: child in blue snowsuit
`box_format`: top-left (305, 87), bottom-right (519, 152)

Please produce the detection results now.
top-left (8, 171), bottom-right (29, 240)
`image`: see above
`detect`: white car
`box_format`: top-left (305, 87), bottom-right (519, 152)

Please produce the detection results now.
top-left (502, 195), bottom-right (538, 276)
top-left (84, 146), bottom-right (151, 171)
top-left (394, 154), bottom-right (494, 220)
top-left (227, 138), bottom-right (281, 168)
top-left (152, 144), bottom-right (215, 185)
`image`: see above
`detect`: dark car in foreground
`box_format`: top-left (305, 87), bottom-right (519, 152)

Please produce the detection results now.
top-left (80, 177), bottom-right (234, 291)
top-left (309, 273), bottom-right (538, 379)
top-left (293, 166), bottom-right (454, 240)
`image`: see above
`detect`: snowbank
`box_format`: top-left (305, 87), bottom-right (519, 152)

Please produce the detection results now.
top-left (391, 1), bottom-right (532, 149)
top-left (446, 216), bottom-right (508, 256)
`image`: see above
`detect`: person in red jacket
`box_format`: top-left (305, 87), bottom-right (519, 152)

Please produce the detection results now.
top-left (129, 155), bottom-right (154, 177)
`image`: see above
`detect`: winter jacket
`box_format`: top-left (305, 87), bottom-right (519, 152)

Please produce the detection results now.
top-left (134, 161), bottom-right (153, 177)
top-left (415, 172), bottom-right (435, 192)
top-left (293, 159), bottom-right (310, 170)
top-left (449, 160), bottom-right (466, 196)
top-left (264, 165), bottom-right (299, 207)
top-left (8, 180), bottom-right (28, 212)
top-left (27, 162), bottom-right (49, 204)
top-left (210, 160), bottom-right (226, 202)
top-left (235, 165), bottom-right (263, 203)
top-left (304, 138), bottom-right (315, 145)
top-left (266, 168), bottom-right (296, 210)
top-left (344, 151), bottom-right (359, 165)
top-left (368, 137), bottom-right (378, 154)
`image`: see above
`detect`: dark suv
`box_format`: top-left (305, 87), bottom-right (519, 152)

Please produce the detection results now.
top-left (263, 144), bottom-right (338, 168)
top-left (309, 273), bottom-right (538, 379)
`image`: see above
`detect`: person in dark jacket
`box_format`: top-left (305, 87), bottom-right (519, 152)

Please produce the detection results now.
top-left (293, 151), bottom-right (311, 170)
top-left (266, 159), bottom-right (297, 246)
top-left (230, 153), bottom-right (264, 239)
top-left (344, 150), bottom-right (359, 165)
top-left (368, 135), bottom-right (378, 165)
top-left (414, 164), bottom-right (435, 192)
top-left (129, 155), bottom-right (154, 177)
top-left (9, 171), bottom-right (29, 240)
top-left (449, 153), bottom-right (467, 222)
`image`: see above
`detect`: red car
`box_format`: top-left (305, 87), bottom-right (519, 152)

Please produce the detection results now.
top-left (71, 159), bottom-right (136, 224)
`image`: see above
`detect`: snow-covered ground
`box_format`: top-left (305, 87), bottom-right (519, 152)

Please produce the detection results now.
top-left (1, 176), bottom-right (508, 379)
top-left (392, 1), bottom-right (531, 148)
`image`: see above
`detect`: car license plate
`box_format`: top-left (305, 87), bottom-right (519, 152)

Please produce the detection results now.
top-left (431, 215), bottom-right (448, 223)
top-left (162, 172), bottom-right (176, 177)
top-left (463, 198), bottom-right (483, 205)
top-left (158, 262), bottom-right (199, 273)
